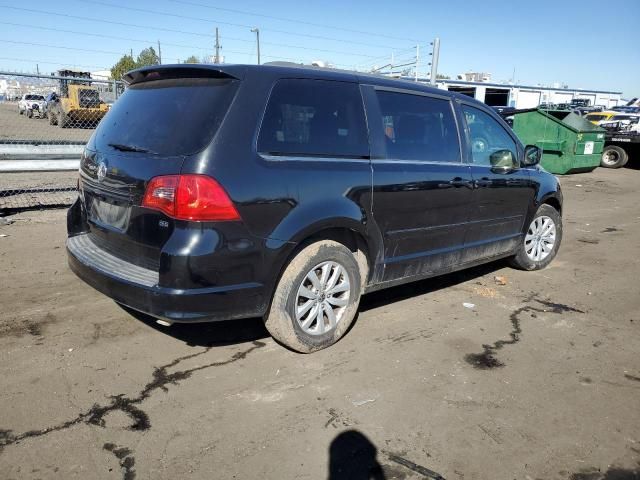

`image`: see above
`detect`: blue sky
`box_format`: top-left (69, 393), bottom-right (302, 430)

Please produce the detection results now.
top-left (0, 0), bottom-right (638, 97)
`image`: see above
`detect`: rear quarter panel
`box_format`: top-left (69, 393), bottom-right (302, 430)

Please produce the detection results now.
top-left (180, 72), bottom-right (377, 293)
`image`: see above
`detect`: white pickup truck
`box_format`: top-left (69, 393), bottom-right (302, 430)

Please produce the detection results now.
top-left (18, 94), bottom-right (46, 118)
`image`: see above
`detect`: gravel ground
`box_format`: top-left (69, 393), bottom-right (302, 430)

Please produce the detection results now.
top-left (0, 171), bottom-right (77, 212)
top-left (0, 102), bottom-right (94, 143)
top-left (0, 168), bottom-right (639, 480)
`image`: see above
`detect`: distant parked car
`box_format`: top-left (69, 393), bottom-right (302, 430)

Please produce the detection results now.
top-left (491, 106), bottom-right (516, 127)
top-left (538, 103), bottom-right (557, 110)
top-left (18, 94), bottom-right (46, 118)
top-left (43, 92), bottom-right (59, 118)
top-left (599, 114), bottom-right (640, 134)
top-left (610, 106), bottom-right (640, 114)
top-left (584, 111), bottom-right (617, 125)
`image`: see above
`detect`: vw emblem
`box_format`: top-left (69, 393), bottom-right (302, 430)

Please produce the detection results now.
top-left (97, 162), bottom-right (107, 182)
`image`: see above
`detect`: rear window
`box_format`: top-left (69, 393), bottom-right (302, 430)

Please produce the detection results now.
top-left (93, 78), bottom-right (239, 156)
top-left (258, 79), bottom-right (369, 158)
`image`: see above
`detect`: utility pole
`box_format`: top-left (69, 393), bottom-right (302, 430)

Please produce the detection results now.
top-left (429, 37), bottom-right (440, 85)
top-left (157, 40), bottom-right (162, 64)
top-left (214, 27), bottom-right (221, 63)
top-left (415, 44), bottom-right (419, 82)
top-left (251, 27), bottom-right (260, 65)
top-left (130, 48), bottom-right (133, 59)
top-left (36, 64), bottom-right (40, 75)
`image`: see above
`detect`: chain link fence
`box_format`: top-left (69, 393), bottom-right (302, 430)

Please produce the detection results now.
top-left (0, 71), bottom-right (124, 213)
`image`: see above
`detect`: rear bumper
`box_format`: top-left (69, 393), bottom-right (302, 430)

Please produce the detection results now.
top-left (67, 234), bottom-right (267, 323)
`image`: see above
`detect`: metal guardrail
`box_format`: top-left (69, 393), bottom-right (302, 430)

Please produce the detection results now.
top-left (0, 71), bottom-right (118, 210)
top-left (0, 141), bottom-right (83, 171)
top-left (0, 71), bottom-right (122, 209)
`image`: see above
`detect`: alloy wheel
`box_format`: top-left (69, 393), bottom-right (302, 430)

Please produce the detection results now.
top-left (295, 261), bottom-right (351, 336)
top-left (525, 215), bottom-right (556, 261)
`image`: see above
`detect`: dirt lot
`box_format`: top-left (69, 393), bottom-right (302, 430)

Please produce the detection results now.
top-left (1, 168), bottom-right (639, 480)
top-left (0, 102), bottom-right (94, 143)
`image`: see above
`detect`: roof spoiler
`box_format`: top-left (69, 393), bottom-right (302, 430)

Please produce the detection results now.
top-left (122, 65), bottom-right (240, 86)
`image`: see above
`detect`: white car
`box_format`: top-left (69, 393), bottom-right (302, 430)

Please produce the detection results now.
top-left (18, 94), bottom-right (46, 118)
top-left (599, 114), bottom-right (640, 134)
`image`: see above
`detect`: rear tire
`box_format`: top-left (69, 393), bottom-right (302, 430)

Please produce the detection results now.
top-left (510, 204), bottom-right (562, 271)
top-left (600, 145), bottom-right (628, 168)
top-left (264, 240), bottom-right (362, 353)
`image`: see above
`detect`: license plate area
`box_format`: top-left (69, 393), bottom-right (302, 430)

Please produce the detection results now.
top-left (88, 194), bottom-right (131, 232)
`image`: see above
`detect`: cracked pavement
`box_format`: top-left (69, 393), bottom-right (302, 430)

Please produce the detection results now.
top-left (1, 168), bottom-right (639, 479)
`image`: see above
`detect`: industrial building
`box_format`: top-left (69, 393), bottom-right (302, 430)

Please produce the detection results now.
top-left (436, 79), bottom-right (623, 108)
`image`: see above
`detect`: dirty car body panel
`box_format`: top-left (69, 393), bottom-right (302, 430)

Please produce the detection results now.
top-left (67, 64), bottom-right (562, 323)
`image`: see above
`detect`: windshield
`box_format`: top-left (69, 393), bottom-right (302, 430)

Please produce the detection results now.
top-left (79, 90), bottom-right (100, 100)
top-left (93, 77), bottom-right (239, 156)
top-left (25, 95), bottom-right (44, 101)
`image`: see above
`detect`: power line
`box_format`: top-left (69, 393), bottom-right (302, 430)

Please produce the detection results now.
top-left (0, 38), bottom-right (124, 56)
top-left (64, 0), bottom-right (401, 49)
top-left (1, 6), bottom-right (218, 40)
top-left (0, 56), bottom-right (109, 71)
top-left (0, 37), bottom-right (308, 65)
top-left (166, 0), bottom-right (420, 43)
top-left (355, 46), bottom-right (423, 68)
top-left (0, 21), bottom-right (210, 52)
top-left (0, 34), bottom-right (356, 68)
top-left (0, 8), bottom-right (395, 60)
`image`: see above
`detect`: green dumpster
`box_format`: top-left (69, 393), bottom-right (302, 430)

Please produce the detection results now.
top-left (512, 110), bottom-right (606, 174)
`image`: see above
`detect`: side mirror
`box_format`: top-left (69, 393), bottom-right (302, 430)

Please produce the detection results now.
top-left (489, 149), bottom-right (517, 170)
top-left (523, 145), bottom-right (542, 166)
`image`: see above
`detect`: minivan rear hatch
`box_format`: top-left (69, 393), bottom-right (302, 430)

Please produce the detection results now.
top-left (79, 68), bottom-right (240, 273)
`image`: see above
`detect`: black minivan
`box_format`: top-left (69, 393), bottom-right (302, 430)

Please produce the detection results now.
top-left (67, 64), bottom-right (562, 352)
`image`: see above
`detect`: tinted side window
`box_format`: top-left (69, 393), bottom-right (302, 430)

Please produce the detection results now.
top-left (258, 79), bottom-right (369, 158)
top-left (462, 105), bottom-right (517, 166)
top-left (375, 90), bottom-right (460, 162)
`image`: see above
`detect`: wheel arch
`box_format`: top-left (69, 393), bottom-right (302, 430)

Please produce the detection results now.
top-left (541, 195), bottom-right (562, 215)
top-left (283, 222), bottom-right (375, 289)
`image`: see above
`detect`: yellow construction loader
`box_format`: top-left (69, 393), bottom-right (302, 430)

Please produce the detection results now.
top-left (48, 70), bottom-right (109, 128)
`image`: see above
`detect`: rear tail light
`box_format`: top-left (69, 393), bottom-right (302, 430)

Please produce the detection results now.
top-left (142, 175), bottom-right (240, 221)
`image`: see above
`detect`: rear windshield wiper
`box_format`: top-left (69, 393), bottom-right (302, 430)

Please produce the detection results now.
top-left (108, 143), bottom-right (157, 154)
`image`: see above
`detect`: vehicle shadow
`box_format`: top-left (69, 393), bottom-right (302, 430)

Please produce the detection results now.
top-left (624, 160), bottom-right (640, 170)
top-left (359, 259), bottom-right (508, 313)
top-left (118, 304), bottom-right (269, 348)
top-left (120, 259), bottom-right (508, 349)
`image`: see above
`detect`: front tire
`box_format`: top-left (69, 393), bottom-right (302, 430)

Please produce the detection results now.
top-left (600, 145), bottom-right (628, 168)
top-left (264, 240), bottom-right (362, 353)
top-left (510, 204), bottom-right (562, 271)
